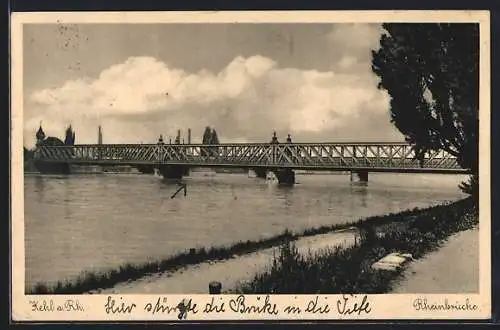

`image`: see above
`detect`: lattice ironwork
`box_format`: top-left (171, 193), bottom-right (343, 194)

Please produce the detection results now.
top-left (33, 142), bottom-right (468, 173)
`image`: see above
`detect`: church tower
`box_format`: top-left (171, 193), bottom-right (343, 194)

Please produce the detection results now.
top-left (36, 124), bottom-right (46, 146)
top-left (64, 124), bottom-right (75, 146)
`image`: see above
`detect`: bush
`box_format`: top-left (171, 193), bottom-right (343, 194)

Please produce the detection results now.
top-left (459, 174), bottom-right (479, 201)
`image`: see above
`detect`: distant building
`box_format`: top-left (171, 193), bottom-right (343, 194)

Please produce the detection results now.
top-left (36, 124), bottom-right (65, 146)
top-left (32, 124), bottom-right (70, 174)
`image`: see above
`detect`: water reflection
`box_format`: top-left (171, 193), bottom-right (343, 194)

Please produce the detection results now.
top-left (34, 176), bottom-right (46, 192)
top-left (34, 176), bottom-right (46, 204)
top-left (350, 182), bottom-right (368, 208)
top-left (273, 184), bottom-right (295, 208)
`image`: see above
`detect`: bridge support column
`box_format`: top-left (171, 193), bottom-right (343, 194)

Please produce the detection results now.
top-left (137, 164), bottom-right (155, 174)
top-left (275, 169), bottom-right (295, 185)
top-left (33, 160), bottom-right (71, 175)
top-left (350, 170), bottom-right (368, 182)
top-left (159, 165), bottom-right (188, 180)
top-left (253, 168), bottom-right (267, 179)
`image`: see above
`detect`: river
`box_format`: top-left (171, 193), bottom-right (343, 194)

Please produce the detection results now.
top-left (24, 171), bottom-right (468, 288)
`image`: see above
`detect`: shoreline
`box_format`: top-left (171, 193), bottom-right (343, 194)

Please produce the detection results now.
top-left (98, 229), bottom-right (359, 294)
top-left (27, 197), bottom-right (471, 294)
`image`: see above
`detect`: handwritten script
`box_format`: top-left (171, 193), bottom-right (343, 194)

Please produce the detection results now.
top-left (24, 294), bottom-right (483, 320)
top-left (103, 294), bottom-right (372, 319)
top-left (29, 299), bottom-right (84, 312)
top-left (413, 297), bottom-right (478, 312)
top-left (28, 295), bottom-right (374, 319)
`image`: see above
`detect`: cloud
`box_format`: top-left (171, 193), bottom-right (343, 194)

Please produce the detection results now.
top-left (24, 25), bottom-right (401, 147)
top-left (327, 23), bottom-right (383, 53)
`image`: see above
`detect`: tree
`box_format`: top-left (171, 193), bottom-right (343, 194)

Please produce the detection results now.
top-left (209, 129), bottom-right (220, 156)
top-left (202, 126), bottom-right (212, 144)
top-left (371, 23), bottom-right (479, 195)
top-left (201, 126), bottom-right (212, 157)
top-left (210, 129), bottom-right (219, 144)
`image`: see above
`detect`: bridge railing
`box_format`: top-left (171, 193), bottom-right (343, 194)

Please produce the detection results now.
top-left (33, 143), bottom-right (463, 170)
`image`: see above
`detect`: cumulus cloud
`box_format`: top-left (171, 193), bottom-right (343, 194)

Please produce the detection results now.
top-left (24, 24), bottom-right (401, 147)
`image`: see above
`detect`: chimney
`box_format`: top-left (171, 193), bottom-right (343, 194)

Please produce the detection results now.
top-left (187, 128), bottom-right (191, 144)
top-left (175, 130), bottom-right (181, 144)
top-left (98, 125), bottom-right (103, 144)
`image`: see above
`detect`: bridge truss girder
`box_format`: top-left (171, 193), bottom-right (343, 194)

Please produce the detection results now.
top-left (33, 143), bottom-right (465, 172)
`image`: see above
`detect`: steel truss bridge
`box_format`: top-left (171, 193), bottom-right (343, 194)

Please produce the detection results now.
top-left (33, 142), bottom-right (469, 174)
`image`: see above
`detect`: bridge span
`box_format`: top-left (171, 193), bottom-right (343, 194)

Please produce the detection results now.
top-left (33, 141), bottom-right (469, 184)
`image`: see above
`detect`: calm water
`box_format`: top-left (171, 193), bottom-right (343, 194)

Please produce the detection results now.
top-left (24, 172), bottom-right (468, 287)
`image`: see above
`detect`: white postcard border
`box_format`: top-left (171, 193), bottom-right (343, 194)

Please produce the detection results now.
top-left (10, 10), bottom-right (492, 321)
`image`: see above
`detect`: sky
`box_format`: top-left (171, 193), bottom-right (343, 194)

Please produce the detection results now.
top-left (23, 23), bottom-right (405, 148)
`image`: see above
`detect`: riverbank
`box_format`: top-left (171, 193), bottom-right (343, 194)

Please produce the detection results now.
top-left (234, 197), bottom-right (477, 294)
top-left (98, 229), bottom-right (358, 293)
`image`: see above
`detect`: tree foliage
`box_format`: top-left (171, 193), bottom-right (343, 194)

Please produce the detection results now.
top-left (210, 129), bottom-right (219, 144)
top-left (202, 126), bottom-right (212, 144)
top-left (24, 146), bottom-right (34, 163)
top-left (371, 23), bottom-right (479, 177)
top-left (201, 126), bottom-right (220, 156)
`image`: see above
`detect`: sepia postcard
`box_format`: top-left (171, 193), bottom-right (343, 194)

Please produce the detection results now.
top-left (10, 10), bottom-right (491, 322)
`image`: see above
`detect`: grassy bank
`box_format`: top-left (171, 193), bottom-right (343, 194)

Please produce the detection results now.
top-left (28, 199), bottom-right (470, 294)
top-left (233, 197), bottom-right (477, 294)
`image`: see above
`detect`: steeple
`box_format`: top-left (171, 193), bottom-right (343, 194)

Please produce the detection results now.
top-left (36, 123), bottom-right (46, 145)
top-left (64, 124), bottom-right (75, 146)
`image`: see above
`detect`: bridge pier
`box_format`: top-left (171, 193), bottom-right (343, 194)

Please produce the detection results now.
top-left (136, 164), bottom-right (155, 174)
top-left (275, 169), bottom-right (295, 185)
top-left (159, 165), bottom-right (188, 180)
top-left (33, 160), bottom-right (71, 175)
top-left (253, 168), bottom-right (267, 179)
top-left (350, 170), bottom-right (368, 182)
